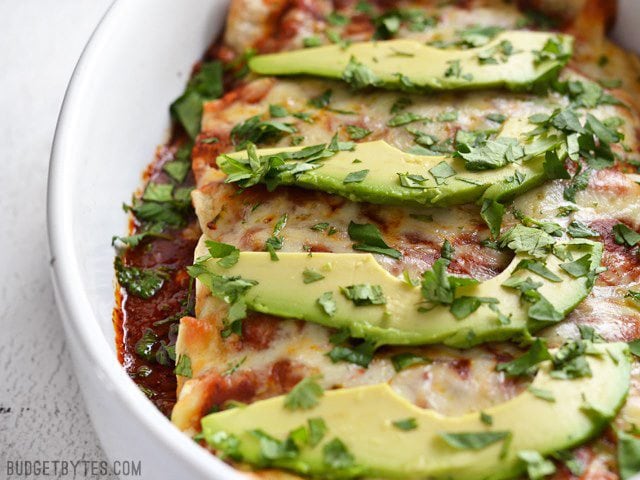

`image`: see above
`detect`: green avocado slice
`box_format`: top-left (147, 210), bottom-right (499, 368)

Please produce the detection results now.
top-left (201, 342), bottom-right (630, 479)
top-left (218, 118), bottom-right (563, 207)
top-left (249, 31), bottom-right (573, 92)
top-left (190, 238), bottom-right (602, 347)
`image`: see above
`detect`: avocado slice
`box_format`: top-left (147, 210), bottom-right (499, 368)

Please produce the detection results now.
top-left (218, 118), bottom-right (563, 207)
top-left (249, 31), bottom-right (572, 92)
top-left (191, 238), bottom-right (602, 347)
top-left (201, 342), bottom-right (630, 479)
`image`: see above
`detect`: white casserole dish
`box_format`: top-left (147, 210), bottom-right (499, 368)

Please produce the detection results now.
top-left (47, 1), bottom-right (639, 479)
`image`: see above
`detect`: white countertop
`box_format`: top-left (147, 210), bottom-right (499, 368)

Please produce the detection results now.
top-left (0, 0), bottom-right (114, 475)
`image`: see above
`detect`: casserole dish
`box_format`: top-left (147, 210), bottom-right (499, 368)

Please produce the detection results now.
top-left (48, 0), bottom-right (640, 479)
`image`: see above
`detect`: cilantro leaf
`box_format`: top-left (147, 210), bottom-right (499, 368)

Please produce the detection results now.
top-left (323, 438), bottom-right (355, 470)
top-left (170, 61), bottom-right (223, 139)
top-left (346, 125), bottom-right (372, 140)
top-left (392, 418), bottom-right (418, 431)
top-left (205, 240), bottom-right (240, 268)
top-left (563, 169), bottom-right (591, 203)
top-left (514, 259), bottom-right (561, 282)
top-left (230, 116), bottom-right (297, 150)
top-left (341, 284), bottom-right (386, 306)
top-left (528, 295), bottom-right (563, 323)
top-left (498, 225), bottom-right (555, 258)
top-left (284, 377), bottom-right (324, 410)
top-left (114, 257), bottom-right (165, 299)
top-left (309, 89), bottom-right (333, 108)
top-left (302, 268), bottom-right (325, 284)
top-left (518, 450), bottom-right (556, 480)
top-left (391, 352), bottom-right (430, 372)
top-left (550, 339), bottom-right (592, 379)
top-left (316, 291), bottom-right (338, 317)
top-left (617, 430), bottom-right (640, 480)
top-left (559, 254), bottom-right (593, 278)
top-left (527, 386), bottom-right (555, 402)
top-left (348, 221), bottom-right (401, 259)
top-left (440, 431), bottom-right (510, 450)
top-left (308, 418), bottom-right (328, 447)
top-left (342, 57), bottom-right (379, 89)
top-left (343, 169), bottom-right (369, 184)
top-left (174, 354), bottom-right (192, 377)
top-left (429, 161), bottom-right (456, 185)
top-left (450, 296), bottom-right (498, 320)
top-left (613, 223), bottom-right (640, 247)
top-left (543, 150), bottom-right (570, 180)
top-left (387, 112), bottom-right (430, 127)
top-left (481, 199), bottom-right (505, 239)
top-left (328, 339), bottom-right (376, 367)
top-left (496, 339), bottom-right (551, 377)
top-left (567, 221), bottom-right (599, 238)
top-left (420, 258), bottom-right (478, 308)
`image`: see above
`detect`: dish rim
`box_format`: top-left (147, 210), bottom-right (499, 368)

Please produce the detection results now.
top-left (46, 0), bottom-right (242, 477)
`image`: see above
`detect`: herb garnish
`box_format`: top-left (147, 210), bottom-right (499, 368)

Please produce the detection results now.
top-left (284, 377), bottom-right (324, 410)
top-left (170, 61), bottom-right (223, 138)
top-left (348, 221), bottom-right (401, 259)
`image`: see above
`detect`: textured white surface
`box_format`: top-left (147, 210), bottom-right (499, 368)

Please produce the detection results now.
top-left (0, 0), bottom-right (113, 474)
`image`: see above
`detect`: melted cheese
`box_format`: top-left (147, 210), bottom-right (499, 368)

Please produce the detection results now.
top-left (171, 1), bottom-right (640, 477)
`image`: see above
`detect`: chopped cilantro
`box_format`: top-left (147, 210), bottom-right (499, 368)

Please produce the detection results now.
top-left (518, 450), bottom-right (556, 479)
top-left (437, 110), bottom-right (458, 122)
top-left (559, 254), bottom-right (593, 278)
top-left (269, 104), bottom-right (288, 118)
top-left (514, 259), bottom-right (561, 282)
top-left (429, 161), bottom-right (456, 185)
top-left (392, 418), bottom-right (418, 431)
top-left (303, 268), bottom-right (325, 284)
top-left (309, 89), bottom-right (333, 109)
top-left (420, 258), bottom-right (478, 309)
top-left (205, 240), bottom-right (240, 268)
top-left (174, 354), bottom-right (192, 378)
top-left (348, 221), bottom-right (401, 259)
top-left (486, 113), bottom-right (506, 124)
top-left (613, 223), bottom-right (640, 247)
top-left (341, 284), bottom-right (386, 306)
top-left (114, 257), bottom-right (166, 299)
top-left (480, 412), bottom-right (493, 425)
top-left (346, 125), bottom-right (372, 140)
top-left (134, 329), bottom-right (158, 361)
top-left (308, 418), bottom-right (328, 447)
top-left (163, 160), bottom-right (191, 183)
top-left (450, 296), bottom-right (499, 320)
top-left (317, 291), bottom-right (337, 316)
top-left (496, 339), bottom-right (551, 377)
top-left (303, 36), bottom-right (323, 48)
top-left (563, 168), bottom-right (591, 203)
top-left (265, 213), bottom-right (288, 260)
top-left (527, 386), bottom-right (555, 402)
top-left (387, 111), bottom-right (430, 127)
top-left (440, 431), bottom-right (510, 450)
top-left (617, 430), bottom-right (640, 480)
top-left (567, 221), bottom-right (599, 238)
top-left (343, 169), bottom-right (370, 184)
top-left (323, 438), bottom-right (355, 470)
top-left (230, 115), bottom-right (296, 150)
top-left (480, 199), bottom-right (505, 239)
top-left (391, 352), bottom-right (430, 372)
top-left (342, 57), bottom-right (379, 89)
top-left (328, 338), bottom-right (376, 367)
top-left (284, 377), bottom-right (324, 410)
top-left (170, 61), bottom-right (223, 138)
